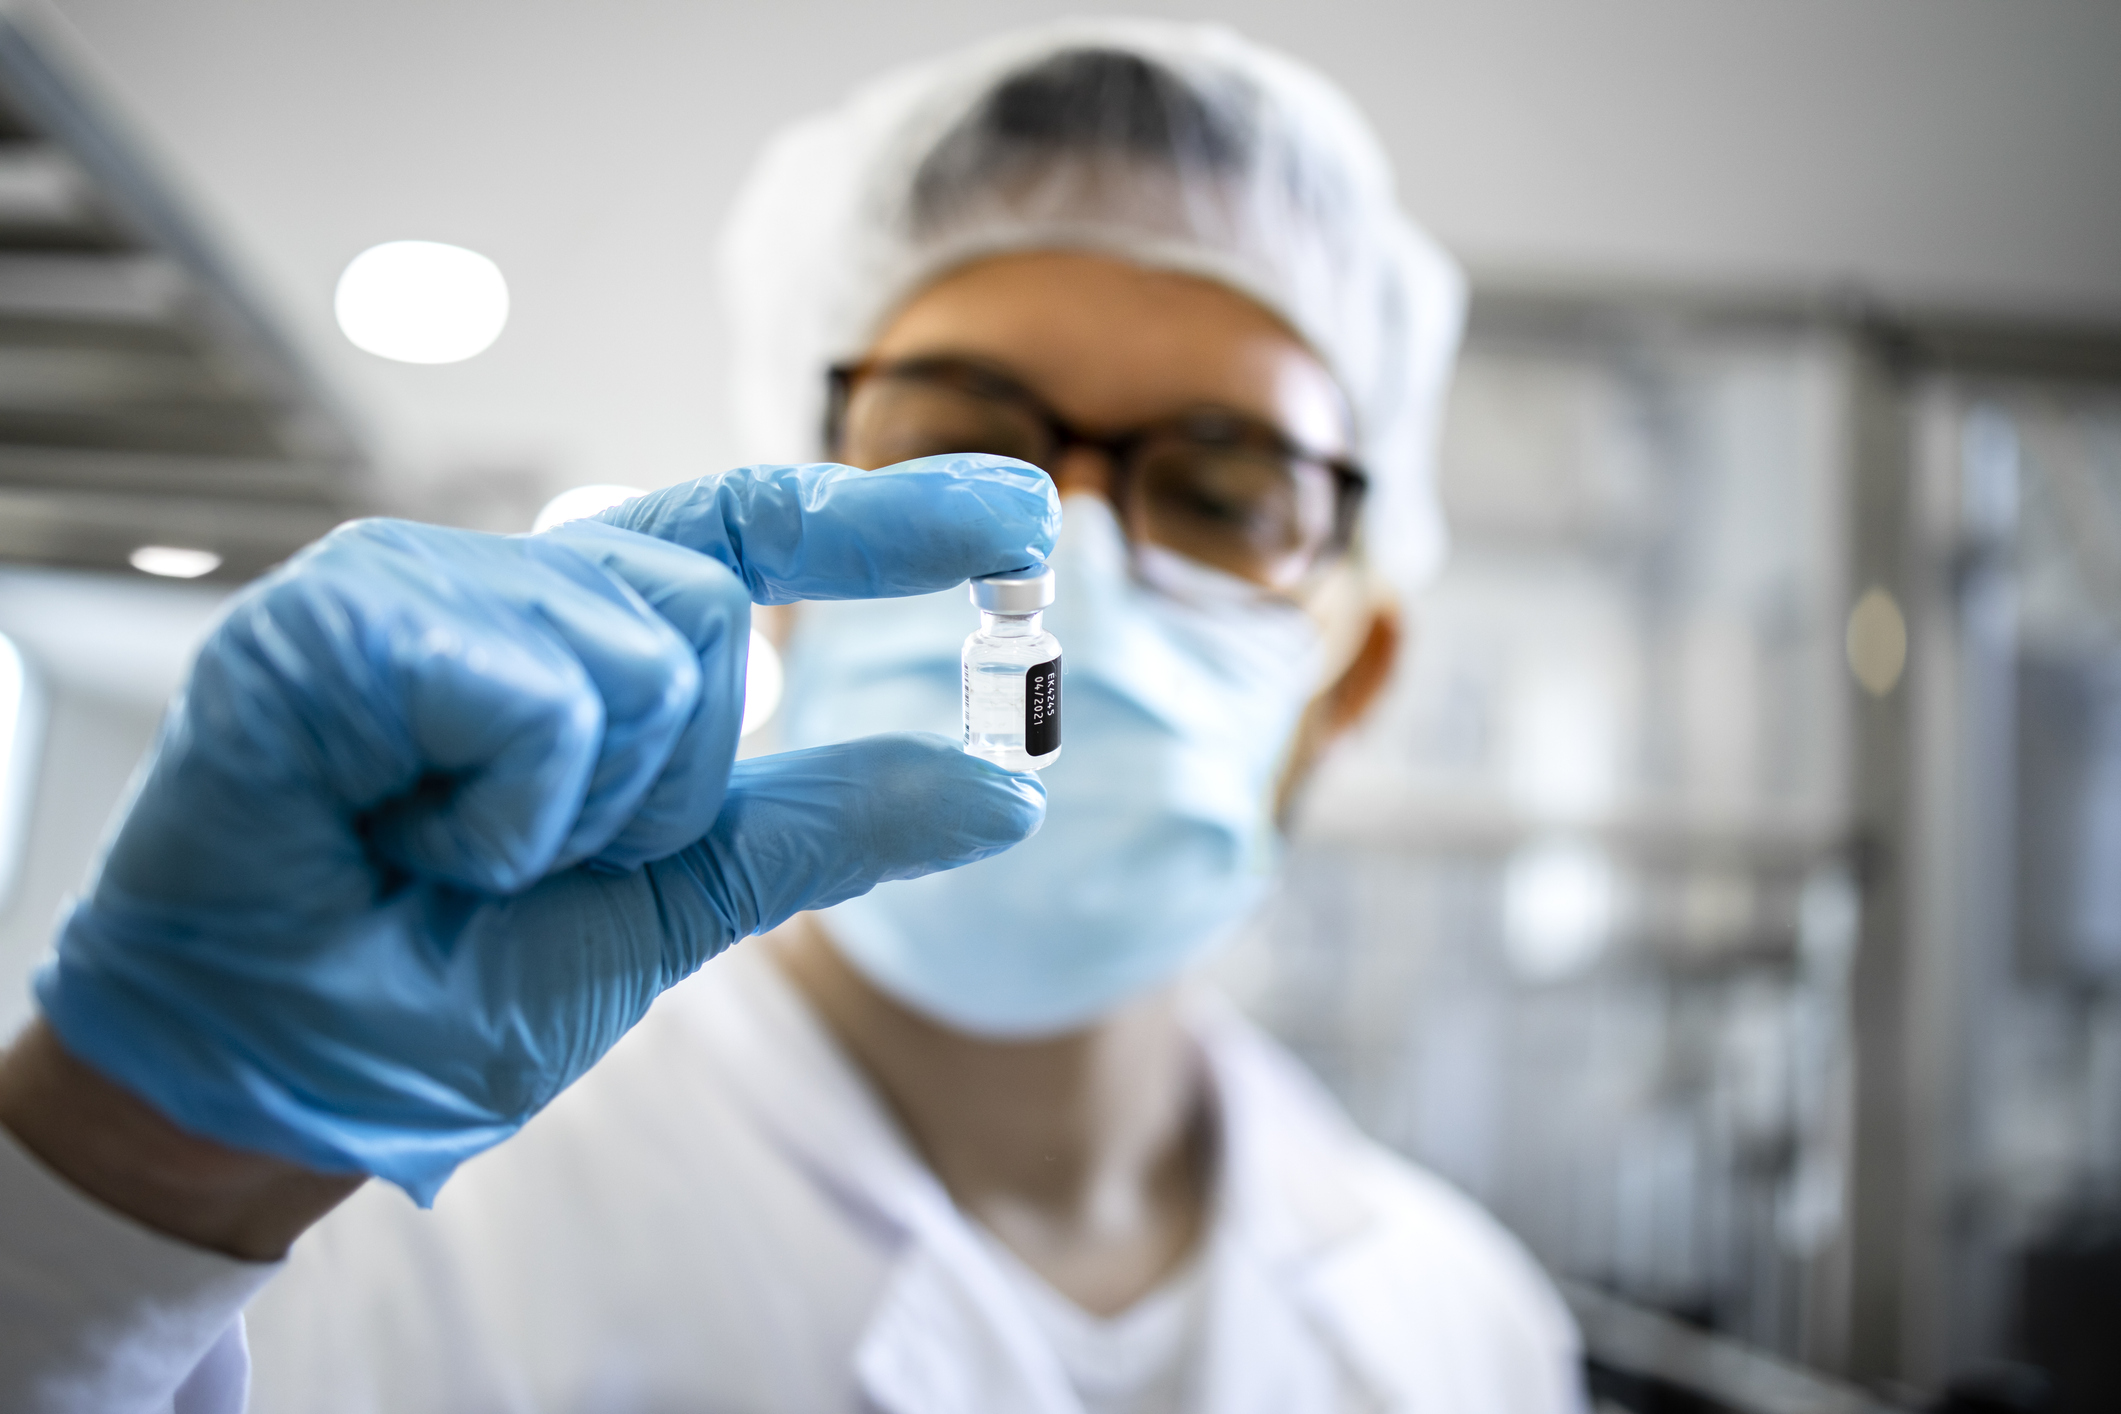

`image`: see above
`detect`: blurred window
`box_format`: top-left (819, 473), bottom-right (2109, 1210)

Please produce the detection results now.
top-left (0, 630), bottom-right (41, 910)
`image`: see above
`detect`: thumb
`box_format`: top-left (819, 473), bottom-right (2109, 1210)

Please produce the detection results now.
top-left (641, 733), bottom-right (1045, 977)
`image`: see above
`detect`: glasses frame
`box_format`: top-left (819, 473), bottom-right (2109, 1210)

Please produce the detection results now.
top-left (825, 356), bottom-right (1368, 577)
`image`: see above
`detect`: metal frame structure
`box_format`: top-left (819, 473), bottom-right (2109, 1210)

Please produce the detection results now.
top-left (0, 13), bottom-right (368, 581)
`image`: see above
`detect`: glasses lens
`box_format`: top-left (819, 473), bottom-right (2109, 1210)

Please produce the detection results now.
top-left (838, 369), bottom-right (1054, 471)
top-left (1126, 436), bottom-right (1342, 585)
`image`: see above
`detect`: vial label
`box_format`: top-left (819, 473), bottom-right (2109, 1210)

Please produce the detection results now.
top-left (1025, 656), bottom-right (1062, 757)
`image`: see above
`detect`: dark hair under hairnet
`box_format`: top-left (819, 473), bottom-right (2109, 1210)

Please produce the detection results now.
top-left (720, 19), bottom-right (1467, 594)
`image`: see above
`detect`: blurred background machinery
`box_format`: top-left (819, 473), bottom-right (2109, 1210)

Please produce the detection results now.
top-left (1219, 294), bottom-right (2121, 1412)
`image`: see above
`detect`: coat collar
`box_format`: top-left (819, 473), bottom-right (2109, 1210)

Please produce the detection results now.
top-left (661, 942), bottom-right (1408, 1413)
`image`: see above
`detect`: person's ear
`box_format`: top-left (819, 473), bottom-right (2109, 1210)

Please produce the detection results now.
top-left (1275, 606), bottom-right (1403, 820)
top-left (754, 601), bottom-right (799, 649)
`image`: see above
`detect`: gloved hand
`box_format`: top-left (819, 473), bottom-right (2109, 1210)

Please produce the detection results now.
top-left (35, 455), bottom-right (1059, 1204)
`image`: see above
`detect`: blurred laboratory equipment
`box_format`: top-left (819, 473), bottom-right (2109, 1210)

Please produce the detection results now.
top-left (1216, 291), bottom-right (2121, 1413)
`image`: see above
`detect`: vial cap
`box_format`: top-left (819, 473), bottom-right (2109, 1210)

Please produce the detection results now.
top-left (970, 566), bottom-right (1054, 612)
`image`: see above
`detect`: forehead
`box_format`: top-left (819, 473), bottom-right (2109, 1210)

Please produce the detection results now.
top-left (867, 250), bottom-right (1350, 453)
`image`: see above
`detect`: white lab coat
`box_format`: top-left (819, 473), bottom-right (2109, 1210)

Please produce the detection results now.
top-left (1, 939), bottom-right (1582, 1414)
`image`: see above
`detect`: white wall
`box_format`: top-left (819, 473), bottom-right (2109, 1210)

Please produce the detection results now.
top-left (31, 0), bottom-right (2121, 507)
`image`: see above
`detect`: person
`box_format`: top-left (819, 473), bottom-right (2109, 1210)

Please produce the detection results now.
top-left (0, 19), bottom-right (1584, 1414)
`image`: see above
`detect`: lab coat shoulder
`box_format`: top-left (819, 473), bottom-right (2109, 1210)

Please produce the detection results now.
top-left (1200, 1000), bottom-right (1583, 1413)
top-left (1318, 1147), bottom-right (1583, 1412)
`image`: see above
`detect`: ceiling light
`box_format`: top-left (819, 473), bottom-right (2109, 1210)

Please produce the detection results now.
top-left (334, 240), bottom-right (509, 365)
top-left (129, 545), bottom-right (222, 579)
top-left (531, 484), bottom-right (644, 534)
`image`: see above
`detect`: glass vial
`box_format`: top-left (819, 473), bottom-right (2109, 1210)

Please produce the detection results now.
top-left (963, 567), bottom-right (1061, 772)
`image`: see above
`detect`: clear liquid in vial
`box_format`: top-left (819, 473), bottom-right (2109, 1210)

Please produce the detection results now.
top-left (962, 614), bottom-right (1061, 772)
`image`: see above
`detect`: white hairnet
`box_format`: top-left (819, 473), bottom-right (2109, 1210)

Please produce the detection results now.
top-left (717, 17), bottom-right (1467, 593)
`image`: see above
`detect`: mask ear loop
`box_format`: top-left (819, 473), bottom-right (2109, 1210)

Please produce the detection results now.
top-left (1277, 530), bottom-right (1405, 824)
top-left (1299, 530), bottom-right (1391, 684)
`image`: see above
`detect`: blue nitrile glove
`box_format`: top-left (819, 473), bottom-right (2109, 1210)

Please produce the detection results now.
top-left (35, 456), bottom-right (1058, 1203)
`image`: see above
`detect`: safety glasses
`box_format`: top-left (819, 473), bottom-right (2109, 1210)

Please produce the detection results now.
top-left (826, 356), bottom-right (1365, 589)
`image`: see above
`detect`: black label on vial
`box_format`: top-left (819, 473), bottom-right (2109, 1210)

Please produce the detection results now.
top-left (1024, 655), bottom-right (1061, 757)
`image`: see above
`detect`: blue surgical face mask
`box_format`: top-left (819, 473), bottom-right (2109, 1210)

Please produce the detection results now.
top-left (781, 495), bottom-right (1324, 1037)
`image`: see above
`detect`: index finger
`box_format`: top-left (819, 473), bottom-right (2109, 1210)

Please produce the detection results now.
top-left (595, 455), bottom-right (1060, 605)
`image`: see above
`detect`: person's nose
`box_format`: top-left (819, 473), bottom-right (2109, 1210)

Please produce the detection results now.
top-left (1048, 443), bottom-right (1117, 505)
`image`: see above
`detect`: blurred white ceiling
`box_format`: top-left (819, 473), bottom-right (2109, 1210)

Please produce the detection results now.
top-left (28, 0), bottom-right (2121, 513)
